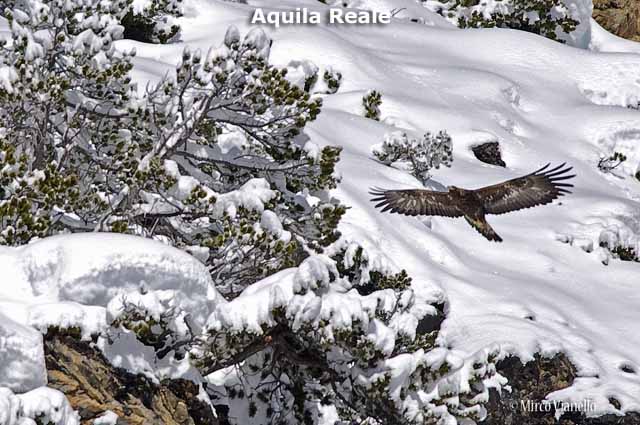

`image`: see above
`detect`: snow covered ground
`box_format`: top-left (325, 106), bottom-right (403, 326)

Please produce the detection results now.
top-left (2, 0), bottom-right (640, 422)
top-left (154, 0), bottom-right (640, 416)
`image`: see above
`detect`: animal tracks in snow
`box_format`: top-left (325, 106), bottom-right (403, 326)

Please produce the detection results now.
top-left (577, 61), bottom-right (640, 107)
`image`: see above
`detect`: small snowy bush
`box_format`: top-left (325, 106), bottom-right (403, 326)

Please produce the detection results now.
top-left (284, 60), bottom-right (342, 94)
top-left (121, 0), bottom-right (183, 44)
top-left (598, 151), bottom-right (627, 174)
top-left (322, 66), bottom-right (342, 94)
top-left (424, 0), bottom-right (579, 43)
top-left (363, 89), bottom-right (382, 120)
top-left (600, 241), bottom-right (639, 263)
top-left (373, 130), bottom-right (454, 183)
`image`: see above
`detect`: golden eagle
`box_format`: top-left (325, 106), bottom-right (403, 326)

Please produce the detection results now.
top-left (370, 163), bottom-right (575, 242)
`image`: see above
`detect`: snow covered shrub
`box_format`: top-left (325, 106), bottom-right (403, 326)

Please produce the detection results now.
top-left (373, 130), bottom-right (454, 183)
top-left (0, 387), bottom-right (80, 425)
top-left (322, 66), bottom-right (342, 94)
top-left (285, 61), bottom-right (342, 95)
top-left (423, 0), bottom-right (580, 43)
top-left (599, 241), bottom-right (639, 263)
top-left (110, 298), bottom-right (193, 359)
top-left (611, 245), bottom-right (639, 262)
top-left (195, 245), bottom-right (500, 425)
top-left (363, 89), bottom-right (382, 120)
top-left (99, 239), bottom-right (501, 424)
top-left (598, 151), bottom-right (627, 173)
top-left (121, 0), bottom-right (183, 44)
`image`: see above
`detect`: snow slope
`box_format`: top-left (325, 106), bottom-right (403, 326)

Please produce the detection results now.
top-left (116, 0), bottom-right (640, 416)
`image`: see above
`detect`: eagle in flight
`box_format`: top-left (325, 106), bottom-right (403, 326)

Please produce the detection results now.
top-left (370, 163), bottom-right (575, 242)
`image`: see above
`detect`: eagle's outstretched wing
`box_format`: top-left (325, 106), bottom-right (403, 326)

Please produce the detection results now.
top-left (369, 188), bottom-right (464, 217)
top-left (476, 163), bottom-right (575, 215)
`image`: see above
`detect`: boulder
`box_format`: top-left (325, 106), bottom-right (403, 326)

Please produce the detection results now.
top-left (593, 0), bottom-right (640, 41)
top-left (44, 330), bottom-right (217, 425)
top-left (472, 142), bottom-right (506, 167)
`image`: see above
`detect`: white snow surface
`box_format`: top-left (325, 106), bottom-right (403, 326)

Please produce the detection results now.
top-left (1, 0), bottom-right (640, 421)
top-left (0, 233), bottom-right (220, 337)
top-left (121, 0), bottom-right (640, 417)
top-left (0, 314), bottom-right (46, 393)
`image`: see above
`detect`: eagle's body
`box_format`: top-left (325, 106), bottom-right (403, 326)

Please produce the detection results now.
top-left (370, 163), bottom-right (575, 242)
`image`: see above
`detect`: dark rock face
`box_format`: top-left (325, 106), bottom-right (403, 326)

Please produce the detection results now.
top-left (472, 142), bottom-right (506, 167)
top-left (593, 0), bottom-right (640, 41)
top-left (44, 330), bottom-right (218, 425)
top-left (486, 352), bottom-right (640, 425)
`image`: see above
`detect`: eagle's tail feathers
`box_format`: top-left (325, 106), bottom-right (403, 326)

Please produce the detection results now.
top-left (464, 215), bottom-right (503, 242)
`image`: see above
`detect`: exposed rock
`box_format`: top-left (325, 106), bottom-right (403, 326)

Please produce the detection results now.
top-left (43, 330), bottom-right (217, 425)
top-left (593, 0), bottom-right (640, 41)
top-left (486, 352), bottom-right (640, 425)
top-left (415, 302), bottom-right (445, 335)
top-left (472, 142), bottom-right (506, 167)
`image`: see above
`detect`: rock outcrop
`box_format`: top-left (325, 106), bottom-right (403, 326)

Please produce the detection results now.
top-left (43, 330), bottom-right (217, 425)
top-left (486, 352), bottom-right (640, 424)
top-left (593, 0), bottom-right (640, 41)
top-left (472, 142), bottom-right (506, 167)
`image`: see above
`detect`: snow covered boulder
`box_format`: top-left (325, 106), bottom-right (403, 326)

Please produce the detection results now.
top-left (0, 314), bottom-right (47, 392)
top-left (0, 233), bottom-right (223, 338)
top-left (0, 387), bottom-right (80, 425)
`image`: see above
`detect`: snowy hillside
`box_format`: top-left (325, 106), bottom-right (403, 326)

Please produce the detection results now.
top-left (2, 0), bottom-right (640, 423)
top-left (156, 0), bottom-right (640, 416)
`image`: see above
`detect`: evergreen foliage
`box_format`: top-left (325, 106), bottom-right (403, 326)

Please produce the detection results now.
top-left (322, 67), bottom-right (342, 94)
top-left (600, 241), bottom-right (640, 263)
top-left (121, 0), bottom-right (183, 45)
top-left (363, 89), bottom-right (382, 120)
top-left (0, 0), bottom-right (183, 44)
top-left (424, 0), bottom-right (579, 42)
top-left (373, 130), bottom-right (454, 183)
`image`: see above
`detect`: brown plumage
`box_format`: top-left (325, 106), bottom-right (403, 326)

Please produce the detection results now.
top-left (370, 163), bottom-right (575, 242)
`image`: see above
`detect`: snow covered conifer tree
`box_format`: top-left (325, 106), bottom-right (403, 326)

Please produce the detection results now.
top-left (0, 2), bottom-right (343, 298)
top-left (0, 0), bottom-right (134, 245)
